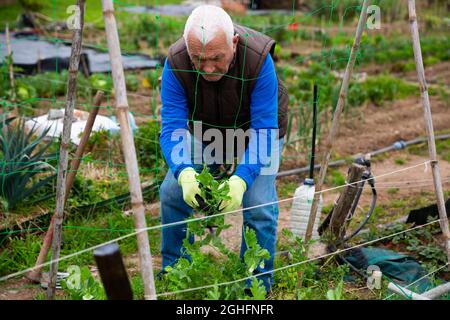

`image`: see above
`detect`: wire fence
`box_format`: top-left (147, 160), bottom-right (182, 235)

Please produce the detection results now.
top-left (1, 160), bottom-right (447, 302)
top-left (0, 0), bottom-right (448, 301)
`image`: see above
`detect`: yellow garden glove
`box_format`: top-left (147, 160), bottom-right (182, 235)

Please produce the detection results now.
top-left (219, 175), bottom-right (247, 213)
top-left (178, 167), bottom-right (201, 208)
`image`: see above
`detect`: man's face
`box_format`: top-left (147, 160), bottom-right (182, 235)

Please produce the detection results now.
top-left (187, 30), bottom-right (238, 82)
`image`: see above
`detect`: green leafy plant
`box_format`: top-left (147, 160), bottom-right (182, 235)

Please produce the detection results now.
top-left (363, 75), bottom-right (417, 106)
top-left (162, 226), bottom-right (269, 300)
top-left (192, 166), bottom-right (231, 232)
top-left (160, 167), bottom-right (269, 300)
top-left (144, 69), bottom-right (161, 90)
top-left (134, 121), bottom-right (165, 177)
top-left (0, 53), bottom-right (17, 101)
top-left (326, 279), bottom-right (344, 300)
top-left (13, 71), bottom-right (92, 109)
top-left (89, 73), bottom-right (113, 92)
top-left (61, 266), bottom-right (105, 300)
top-left (125, 73), bottom-right (140, 92)
top-left (85, 129), bottom-right (122, 162)
top-left (243, 227), bottom-right (270, 274)
top-left (0, 118), bottom-right (56, 211)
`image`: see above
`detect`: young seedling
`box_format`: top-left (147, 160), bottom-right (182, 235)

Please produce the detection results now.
top-left (192, 165), bottom-right (231, 235)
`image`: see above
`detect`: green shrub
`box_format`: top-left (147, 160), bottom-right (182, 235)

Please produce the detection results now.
top-left (14, 71), bottom-right (92, 103)
top-left (89, 73), bottom-right (113, 92)
top-left (134, 121), bottom-right (166, 176)
top-left (363, 75), bottom-right (417, 105)
top-left (125, 73), bottom-right (139, 92)
top-left (0, 118), bottom-right (56, 211)
top-left (144, 69), bottom-right (162, 90)
top-left (118, 14), bottom-right (185, 52)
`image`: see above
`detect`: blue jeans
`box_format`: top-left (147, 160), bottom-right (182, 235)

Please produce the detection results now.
top-left (159, 138), bottom-right (284, 291)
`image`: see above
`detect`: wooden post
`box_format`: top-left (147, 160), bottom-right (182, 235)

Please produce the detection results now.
top-left (94, 243), bottom-right (133, 300)
top-left (408, 0), bottom-right (450, 270)
top-left (101, 0), bottom-right (156, 300)
top-left (47, 0), bottom-right (85, 300)
top-left (304, 0), bottom-right (371, 244)
top-left (329, 164), bottom-right (364, 242)
top-left (27, 91), bottom-right (104, 283)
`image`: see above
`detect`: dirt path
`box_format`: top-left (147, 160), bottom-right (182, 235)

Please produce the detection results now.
top-left (219, 151), bottom-right (450, 254)
top-left (0, 278), bottom-right (43, 300)
top-left (320, 95), bottom-right (449, 158)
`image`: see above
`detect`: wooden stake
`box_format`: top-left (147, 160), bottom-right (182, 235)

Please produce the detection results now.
top-left (101, 0), bottom-right (156, 300)
top-left (27, 91), bottom-right (104, 283)
top-left (5, 24), bottom-right (16, 109)
top-left (329, 163), bottom-right (364, 242)
top-left (64, 91), bottom-right (104, 195)
top-left (47, 0), bottom-right (85, 300)
top-left (94, 243), bottom-right (133, 300)
top-left (304, 0), bottom-right (371, 244)
top-left (408, 0), bottom-right (450, 270)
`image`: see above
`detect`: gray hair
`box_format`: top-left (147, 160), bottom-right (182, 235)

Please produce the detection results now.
top-left (183, 5), bottom-right (234, 51)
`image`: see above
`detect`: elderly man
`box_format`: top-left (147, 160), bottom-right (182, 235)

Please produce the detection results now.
top-left (159, 5), bottom-right (288, 292)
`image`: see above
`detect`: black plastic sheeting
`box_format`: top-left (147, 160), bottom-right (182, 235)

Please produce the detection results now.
top-left (407, 198), bottom-right (450, 226)
top-left (0, 32), bottom-right (161, 75)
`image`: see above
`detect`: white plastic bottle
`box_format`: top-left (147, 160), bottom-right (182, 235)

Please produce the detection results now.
top-left (290, 178), bottom-right (323, 241)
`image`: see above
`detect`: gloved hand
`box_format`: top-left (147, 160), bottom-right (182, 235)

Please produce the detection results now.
top-left (178, 167), bottom-right (201, 208)
top-left (218, 175), bottom-right (247, 212)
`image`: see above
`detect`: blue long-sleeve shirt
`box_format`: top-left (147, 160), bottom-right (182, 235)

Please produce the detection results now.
top-left (160, 54), bottom-right (278, 189)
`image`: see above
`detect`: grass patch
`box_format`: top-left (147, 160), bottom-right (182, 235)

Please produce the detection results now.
top-left (394, 158), bottom-right (405, 166)
top-left (277, 180), bottom-right (299, 199)
top-left (0, 208), bottom-right (162, 277)
top-left (387, 188), bottom-right (399, 195)
top-left (436, 139), bottom-right (450, 163)
top-left (327, 169), bottom-right (346, 188)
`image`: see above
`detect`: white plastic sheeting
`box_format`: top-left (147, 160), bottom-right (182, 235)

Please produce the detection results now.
top-left (25, 109), bottom-right (137, 145)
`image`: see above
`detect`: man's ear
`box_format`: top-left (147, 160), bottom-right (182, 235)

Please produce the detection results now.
top-left (232, 34), bottom-right (239, 50)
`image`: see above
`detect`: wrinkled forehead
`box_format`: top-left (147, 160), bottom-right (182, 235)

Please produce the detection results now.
top-left (187, 30), bottom-right (232, 57)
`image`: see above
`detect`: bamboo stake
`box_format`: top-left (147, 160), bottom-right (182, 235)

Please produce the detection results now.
top-left (101, 0), bottom-right (156, 300)
top-left (408, 0), bottom-right (450, 270)
top-left (27, 91), bottom-right (104, 283)
top-left (5, 24), bottom-right (16, 108)
top-left (47, 0), bottom-right (85, 300)
top-left (304, 0), bottom-right (371, 243)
